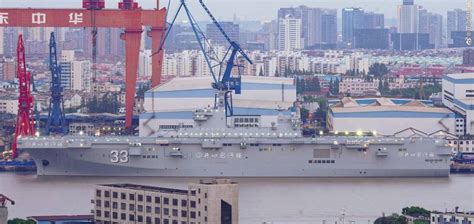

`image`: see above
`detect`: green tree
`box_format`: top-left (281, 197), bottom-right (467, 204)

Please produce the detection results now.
top-left (369, 63), bottom-right (389, 77)
top-left (374, 214), bottom-right (408, 224)
top-left (8, 219), bottom-right (35, 224)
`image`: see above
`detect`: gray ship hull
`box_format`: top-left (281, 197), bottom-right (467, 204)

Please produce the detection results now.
top-left (20, 136), bottom-right (451, 177)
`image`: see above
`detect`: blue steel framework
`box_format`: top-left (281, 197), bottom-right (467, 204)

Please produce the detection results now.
top-left (155, 0), bottom-right (252, 118)
top-left (45, 32), bottom-right (67, 135)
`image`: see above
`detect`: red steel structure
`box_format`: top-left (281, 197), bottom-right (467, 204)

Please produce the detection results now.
top-left (12, 35), bottom-right (35, 158)
top-left (0, 1), bottom-right (167, 128)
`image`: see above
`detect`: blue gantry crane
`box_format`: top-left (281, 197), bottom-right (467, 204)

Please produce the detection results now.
top-left (156, 0), bottom-right (253, 118)
top-left (45, 32), bottom-right (67, 135)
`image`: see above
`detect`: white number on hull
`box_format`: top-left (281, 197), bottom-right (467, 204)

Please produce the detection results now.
top-left (110, 150), bottom-right (129, 163)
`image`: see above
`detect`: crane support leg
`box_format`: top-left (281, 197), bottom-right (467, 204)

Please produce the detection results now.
top-left (121, 29), bottom-right (142, 129)
top-left (148, 27), bottom-right (166, 87)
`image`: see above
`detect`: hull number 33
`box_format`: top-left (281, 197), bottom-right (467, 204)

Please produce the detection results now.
top-left (110, 150), bottom-right (129, 163)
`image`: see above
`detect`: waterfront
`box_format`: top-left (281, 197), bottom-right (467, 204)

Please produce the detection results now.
top-left (0, 173), bottom-right (472, 223)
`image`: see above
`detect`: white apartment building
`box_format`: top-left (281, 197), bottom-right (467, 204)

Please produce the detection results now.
top-left (60, 50), bottom-right (91, 92)
top-left (278, 15), bottom-right (302, 51)
top-left (138, 50), bottom-right (152, 77)
top-left (93, 179), bottom-right (238, 224)
top-left (398, 2), bottom-right (419, 33)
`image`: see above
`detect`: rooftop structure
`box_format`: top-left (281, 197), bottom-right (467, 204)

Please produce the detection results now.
top-left (328, 97), bottom-right (456, 136)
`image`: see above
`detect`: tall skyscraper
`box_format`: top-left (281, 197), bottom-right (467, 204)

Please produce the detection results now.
top-left (206, 22), bottom-right (239, 46)
top-left (278, 15), bottom-right (302, 51)
top-left (278, 6), bottom-right (337, 49)
top-left (397, 0), bottom-right (418, 33)
top-left (419, 9), bottom-right (443, 48)
top-left (342, 8), bottom-right (365, 44)
top-left (321, 10), bottom-right (338, 47)
top-left (447, 9), bottom-right (467, 44)
top-left (364, 12), bottom-right (384, 28)
top-left (342, 8), bottom-right (384, 46)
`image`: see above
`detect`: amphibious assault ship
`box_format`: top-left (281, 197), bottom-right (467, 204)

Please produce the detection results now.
top-left (18, 92), bottom-right (452, 177)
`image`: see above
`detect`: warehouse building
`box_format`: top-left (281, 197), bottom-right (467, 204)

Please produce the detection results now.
top-left (93, 179), bottom-right (238, 224)
top-left (327, 97), bottom-right (456, 136)
top-left (139, 76), bottom-right (296, 137)
top-left (442, 73), bottom-right (474, 135)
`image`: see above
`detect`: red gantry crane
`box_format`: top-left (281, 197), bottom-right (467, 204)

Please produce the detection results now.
top-left (11, 35), bottom-right (35, 158)
top-left (0, 0), bottom-right (167, 129)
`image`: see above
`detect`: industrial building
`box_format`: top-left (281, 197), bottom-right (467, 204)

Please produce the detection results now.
top-left (327, 97), bottom-right (456, 136)
top-left (93, 179), bottom-right (238, 224)
top-left (442, 73), bottom-right (474, 135)
top-left (139, 76), bottom-right (296, 137)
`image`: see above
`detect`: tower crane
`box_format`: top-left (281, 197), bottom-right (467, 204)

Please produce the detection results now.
top-left (45, 32), bottom-right (67, 135)
top-left (155, 0), bottom-right (253, 118)
top-left (11, 35), bottom-right (35, 158)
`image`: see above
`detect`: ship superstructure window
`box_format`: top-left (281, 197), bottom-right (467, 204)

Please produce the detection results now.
top-left (233, 116), bottom-right (260, 127)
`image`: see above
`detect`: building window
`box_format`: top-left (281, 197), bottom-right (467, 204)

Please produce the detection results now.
top-left (129, 214), bottom-right (135, 221)
top-left (104, 201), bottom-right (110, 208)
top-left (164, 208), bottom-right (169, 215)
top-left (155, 196), bottom-right (160, 204)
top-left (190, 201), bottom-right (196, 208)
top-left (172, 199), bottom-right (178, 206)
top-left (96, 210), bottom-right (101, 217)
top-left (155, 218), bottom-right (161, 224)
top-left (164, 197), bottom-right (169, 205)
top-left (96, 190), bottom-right (101, 197)
top-left (138, 194), bottom-right (143, 202)
top-left (104, 191), bottom-right (110, 198)
top-left (112, 202), bottom-right (118, 209)
top-left (181, 210), bottom-right (187, 217)
top-left (137, 215), bottom-right (143, 222)
top-left (190, 211), bottom-right (196, 218)
top-left (138, 205), bottom-right (143, 212)
top-left (121, 203), bottom-right (126, 210)
top-left (121, 193), bottom-right (126, 200)
top-left (172, 209), bottom-right (178, 216)
top-left (204, 193), bottom-right (207, 198)
top-left (146, 216), bottom-right (152, 224)
top-left (112, 212), bottom-right (118, 219)
top-left (129, 204), bottom-right (134, 211)
top-left (112, 192), bottom-right (118, 199)
top-left (155, 207), bottom-right (160, 214)
top-left (96, 200), bottom-right (101, 207)
top-left (121, 213), bottom-right (126, 220)
top-left (129, 194), bottom-right (135, 201)
top-left (181, 200), bottom-right (187, 207)
top-left (164, 219), bottom-right (169, 224)
top-left (146, 206), bottom-right (152, 213)
top-left (104, 211), bottom-right (110, 218)
top-left (146, 196), bottom-right (152, 203)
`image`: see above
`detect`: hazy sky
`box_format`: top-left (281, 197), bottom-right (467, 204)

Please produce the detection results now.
top-left (0, 0), bottom-right (469, 21)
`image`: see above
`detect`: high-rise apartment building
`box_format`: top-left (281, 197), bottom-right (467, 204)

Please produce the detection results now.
top-left (60, 50), bottom-right (91, 92)
top-left (278, 15), bottom-right (302, 51)
top-left (397, 0), bottom-right (418, 33)
top-left (342, 8), bottom-right (384, 47)
top-left (278, 6), bottom-right (337, 49)
top-left (206, 22), bottom-right (239, 46)
top-left (93, 179), bottom-right (238, 224)
top-left (342, 8), bottom-right (365, 44)
top-left (447, 9), bottom-right (467, 44)
top-left (419, 9), bottom-right (443, 48)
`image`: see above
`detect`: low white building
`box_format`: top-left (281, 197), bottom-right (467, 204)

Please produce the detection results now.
top-left (139, 76), bottom-right (296, 137)
top-left (442, 73), bottom-right (474, 135)
top-left (327, 97), bottom-right (456, 136)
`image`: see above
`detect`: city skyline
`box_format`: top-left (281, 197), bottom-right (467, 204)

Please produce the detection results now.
top-left (0, 0), bottom-right (469, 21)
